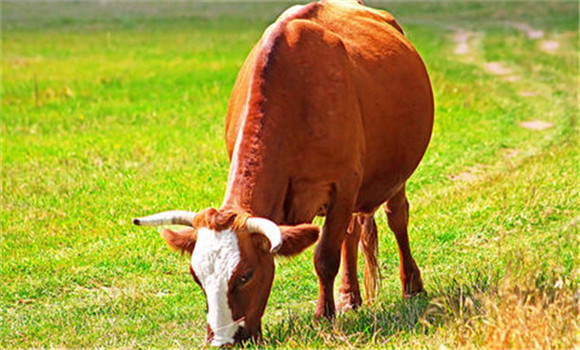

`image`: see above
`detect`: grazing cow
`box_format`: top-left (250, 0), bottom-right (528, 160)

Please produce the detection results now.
top-left (134, 0), bottom-right (433, 346)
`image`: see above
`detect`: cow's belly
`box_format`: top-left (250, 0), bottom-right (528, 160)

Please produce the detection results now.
top-left (351, 44), bottom-right (433, 212)
top-left (355, 180), bottom-right (404, 213)
top-left (281, 180), bottom-right (333, 225)
top-left (355, 97), bottom-right (433, 212)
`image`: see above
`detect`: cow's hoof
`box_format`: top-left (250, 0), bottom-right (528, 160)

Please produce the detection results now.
top-left (314, 307), bottom-right (336, 321)
top-left (401, 271), bottom-right (425, 299)
top-left (336, 292), bottom-right (362, 312)
top-left (403, 288), bottom-right (427, 299)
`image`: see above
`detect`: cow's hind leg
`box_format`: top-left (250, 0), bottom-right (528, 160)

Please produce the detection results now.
top-left (337, 213), bottom-right (380, 311)
top-left (337, 215), bottom-right (362, 312)
top-left (385, 186), bottom-right (425, 297)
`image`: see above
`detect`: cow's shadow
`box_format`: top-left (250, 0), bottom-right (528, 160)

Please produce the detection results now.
top-left (248, 278), bottom-right (491, 348)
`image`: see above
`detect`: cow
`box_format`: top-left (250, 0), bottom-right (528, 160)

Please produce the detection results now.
top-left (133, 0), bottom-right (433, 346)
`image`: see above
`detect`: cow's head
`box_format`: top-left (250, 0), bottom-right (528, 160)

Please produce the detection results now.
top-left (133, 208), bottom-right (319, 346)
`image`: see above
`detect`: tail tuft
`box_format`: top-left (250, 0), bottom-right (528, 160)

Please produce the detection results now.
top-left (359, 214), bottom-right (380, 303)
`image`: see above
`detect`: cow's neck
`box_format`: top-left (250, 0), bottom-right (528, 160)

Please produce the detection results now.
top-left (221, 21), bottom-right (294, 223)
top-left (220, 106), bottom-right (287, 223)
top-left (220, 140), bottom-right (286, 222)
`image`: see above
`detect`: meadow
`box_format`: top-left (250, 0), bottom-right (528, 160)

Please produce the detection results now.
top-left (1, 1), bottom-right (578, 348)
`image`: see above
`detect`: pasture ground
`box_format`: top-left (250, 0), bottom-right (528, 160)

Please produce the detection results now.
top-left (2, 1), bottom-right (579, 348)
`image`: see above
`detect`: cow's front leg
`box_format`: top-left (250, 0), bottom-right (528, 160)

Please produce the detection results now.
top-left (314, 196), bottom-right (354, 320)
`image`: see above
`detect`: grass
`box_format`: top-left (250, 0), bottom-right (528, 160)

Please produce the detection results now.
top-left (1, 1), bottom-right (578, 348)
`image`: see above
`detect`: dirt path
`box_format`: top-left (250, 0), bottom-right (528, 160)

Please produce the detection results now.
top-left (445, 23), bottom-right (557, 177)
top-left (450, 22), bottom-right (560, 86)
top-left (541, 40), bottom-right (560, 53)
top-left (519, 120), bottom-right (554, 130)
top-left (511, 22), bottom-right (545, 39)
top-left (510, 21), bottom-right (560, 53)
top-left (452, 28), bottom-right (470, 55)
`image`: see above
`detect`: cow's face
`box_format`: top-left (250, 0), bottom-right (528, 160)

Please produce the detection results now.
top-left (135, 209), bottom-right (319, 347)
top-left (189, 225), bottom-right (274, 346)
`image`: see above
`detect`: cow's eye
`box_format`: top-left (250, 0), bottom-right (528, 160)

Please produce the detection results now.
top-left (239, 270), bottom-right (254, 285)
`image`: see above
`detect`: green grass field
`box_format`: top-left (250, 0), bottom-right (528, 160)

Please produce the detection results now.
top-left (2, 1), bottom-right (578, 348)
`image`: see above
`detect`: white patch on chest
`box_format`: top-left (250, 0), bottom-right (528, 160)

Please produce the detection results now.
top-left (191, 228), bottom-right (241, 346)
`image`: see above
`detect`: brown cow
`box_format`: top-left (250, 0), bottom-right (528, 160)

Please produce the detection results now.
top-left (134, 0), bottom-right (433, 346)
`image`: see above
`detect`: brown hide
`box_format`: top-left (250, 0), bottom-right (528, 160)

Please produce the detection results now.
top-left (222, 0), bottom-right (433, 223)
top-left (150, 0), bottom-right (434, 345)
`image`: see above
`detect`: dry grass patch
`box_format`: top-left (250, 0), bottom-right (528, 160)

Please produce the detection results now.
top-left (482, 282), bottom-right (579, 349)
top-left (423, 268), bottom-right (579, 349)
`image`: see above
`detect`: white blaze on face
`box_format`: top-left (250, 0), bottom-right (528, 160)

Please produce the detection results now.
top-left (191, 228), bottom-right (242, 347)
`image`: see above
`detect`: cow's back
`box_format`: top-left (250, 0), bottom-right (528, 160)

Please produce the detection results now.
top-left (224, 0), bottom-right (433, 222)
top-left (315, 0), bottom-right (434, 211)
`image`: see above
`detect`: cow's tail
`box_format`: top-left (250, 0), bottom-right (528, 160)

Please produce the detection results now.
top-left (359, 214), bottom-right (380, 303)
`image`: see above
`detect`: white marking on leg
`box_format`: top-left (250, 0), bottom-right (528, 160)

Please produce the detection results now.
top-left (191, 228), bottom-right (241, 347)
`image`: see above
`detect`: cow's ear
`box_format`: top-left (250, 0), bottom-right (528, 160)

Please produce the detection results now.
top-left (161, 227), bottom-right (197, 255)
top-left (276, 224), bottom-right (319, 257)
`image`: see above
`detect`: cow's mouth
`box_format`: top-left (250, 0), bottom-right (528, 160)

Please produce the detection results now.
top-left (233, 323), bottom-right (261, 346)
top-left (210, 327), bottom-right (250, 348)
top-left (233, 326), bottom-right (250, 343)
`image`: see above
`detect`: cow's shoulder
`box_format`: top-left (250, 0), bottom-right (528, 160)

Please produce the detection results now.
top-left (281, 18), bottom-right (346, 51)
top-left (320, 0), bottom-right (404, 35)
top-left (256, 2), bottom-right (347, 68)
top-left (370, 9), bottom-right (404, 35)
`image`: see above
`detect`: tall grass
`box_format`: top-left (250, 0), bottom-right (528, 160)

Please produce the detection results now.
top-left (2, 1), bottom-right (578, 348)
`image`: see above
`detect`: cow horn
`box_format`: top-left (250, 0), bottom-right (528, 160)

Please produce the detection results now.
top-left (133, 210), bottom-right (196, 227)
top-left (245, 217), bottom-right (282, 252)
